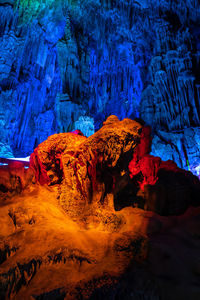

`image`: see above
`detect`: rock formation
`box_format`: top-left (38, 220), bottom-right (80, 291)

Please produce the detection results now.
top-left (29, 115), bottom-right (142, 221)
top-left (0, 117), bottom-right (200, 300)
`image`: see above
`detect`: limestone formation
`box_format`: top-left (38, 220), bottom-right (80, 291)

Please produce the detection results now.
top-left (0, 1), bottom-right (200, 175)
top-left (0, 117), bottom-right (200, 299)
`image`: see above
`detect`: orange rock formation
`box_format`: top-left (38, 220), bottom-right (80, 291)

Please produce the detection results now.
top-left (0, 116), bottom-right (200, 300)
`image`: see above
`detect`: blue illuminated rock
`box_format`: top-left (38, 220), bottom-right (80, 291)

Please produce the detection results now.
top-left (151, 127), bottom-right (200, 178)
top-left (0, 0), bottom-right (199, 174)
top-left (74, 116), bottom-right (94, 137)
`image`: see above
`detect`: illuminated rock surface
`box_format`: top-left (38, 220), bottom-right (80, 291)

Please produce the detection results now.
top-left (0, 117), bottom-right (200, 300)
top-left (0, 1), bottom-right (200, 175)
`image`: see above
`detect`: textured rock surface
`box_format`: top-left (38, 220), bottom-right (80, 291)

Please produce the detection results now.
top-left (0, 0), bottom-right (200, 175)
top-left (30, 116), bottom-right (200, 219)
top-left (0, 117), bottom-right (200, 299)
top-left (30, 116), bottom-right (142, 220)
top-left (0, 161), bottom-right (33, 194)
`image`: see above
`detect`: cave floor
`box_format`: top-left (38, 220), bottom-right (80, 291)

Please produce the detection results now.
top-left (0, 185), bottom-right (200, 300)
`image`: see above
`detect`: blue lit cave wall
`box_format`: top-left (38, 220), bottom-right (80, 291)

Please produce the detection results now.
top-left (0, 1), bottom-right (200, 175)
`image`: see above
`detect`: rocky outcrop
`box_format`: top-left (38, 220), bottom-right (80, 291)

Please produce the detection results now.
top-left (0, 117), bottom-right (200, 299)
top-left (1, 115), bottom-right (200, 217)
top-left (30, 116), bottom-right (142, 220)
top-left (29, 116), bottom-right (200, 220)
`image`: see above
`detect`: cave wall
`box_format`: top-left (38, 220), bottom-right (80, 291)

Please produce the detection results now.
top-left (0, 0), bottom-right (200, 174)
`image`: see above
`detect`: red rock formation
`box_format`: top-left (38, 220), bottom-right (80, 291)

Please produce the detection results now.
top-left (129, 126), bottom-right (179, 189)
top-left (129, 126), bottom-right (200, 215)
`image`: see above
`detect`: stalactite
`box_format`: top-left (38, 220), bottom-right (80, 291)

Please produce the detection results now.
top-left (0, 0), bottom-right (200, 170)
